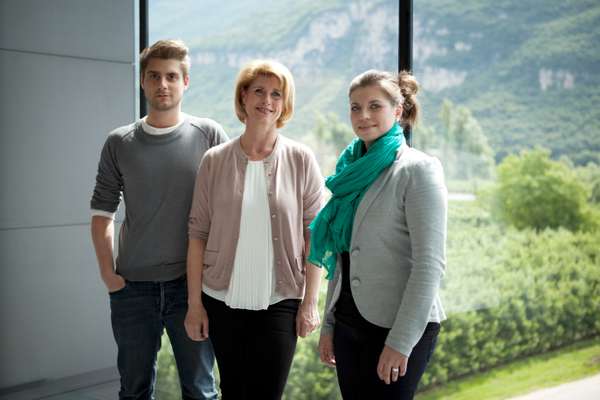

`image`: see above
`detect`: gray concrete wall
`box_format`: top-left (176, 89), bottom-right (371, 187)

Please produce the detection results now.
top-left (0, 0), bottom-right (137, 388)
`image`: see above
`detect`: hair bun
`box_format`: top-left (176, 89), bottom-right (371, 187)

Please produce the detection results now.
top-left (397, 71), bottom-right (419, 98)
top-left (396, 70), bottom-right (420, 129)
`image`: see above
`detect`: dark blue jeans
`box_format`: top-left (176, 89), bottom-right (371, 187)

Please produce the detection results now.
top-left (333, 289), bottom-right (440, 400)
top-left (109, 276), bottom-right (217, 400)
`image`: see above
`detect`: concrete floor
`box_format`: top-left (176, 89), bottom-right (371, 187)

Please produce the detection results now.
top-left (0, 368), bottom-right (118, 400)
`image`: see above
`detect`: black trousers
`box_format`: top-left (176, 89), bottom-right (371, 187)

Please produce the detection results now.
top-left (202, 293), bottom-right (299, 400)
top-left (333, 290), bottom-right (440, 400)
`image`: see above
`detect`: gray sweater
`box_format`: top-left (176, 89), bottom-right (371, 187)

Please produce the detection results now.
top-left (91, 116), bottom-right (228, 281)
top-left (321, 147), bottom-right (447, 357)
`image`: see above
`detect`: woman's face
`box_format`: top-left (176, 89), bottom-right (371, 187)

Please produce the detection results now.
top-left (241, 74), bottom-right (283, 128)
top-left (349, 84), bottom-right (402, 149)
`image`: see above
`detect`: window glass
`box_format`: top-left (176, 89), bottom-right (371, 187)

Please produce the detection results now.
top-left (150, 0), bottom-right (399, 174)
top-left (150, 0), bottom-right (600, 398)
top-left (150, 1), bottom-right (399, 398)
top-left (412, 0), bottom-right (600, 394)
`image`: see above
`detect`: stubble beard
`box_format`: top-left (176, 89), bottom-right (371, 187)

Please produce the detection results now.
top-left (147, 95), bottom-right (181, 113)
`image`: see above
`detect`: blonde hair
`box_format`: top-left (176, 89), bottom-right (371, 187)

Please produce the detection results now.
top-left (234, 60), bottom-right (295, 128)
top-left (140, 39), bottom-right (190, 77)
top-left (349, 69), bottom-right (420, 129)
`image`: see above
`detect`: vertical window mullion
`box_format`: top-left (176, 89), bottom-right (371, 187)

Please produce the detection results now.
top-left (398, 0), bottom-right (413, 146)
top-left (139, 0), bottom-right (149, 118)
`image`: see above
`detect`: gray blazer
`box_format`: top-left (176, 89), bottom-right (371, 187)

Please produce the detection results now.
top-left (321, 146), bottom-right (447, 357)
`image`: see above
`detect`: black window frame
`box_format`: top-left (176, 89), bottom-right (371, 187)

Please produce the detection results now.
top-left (139, 0), bottom-right (149, 118)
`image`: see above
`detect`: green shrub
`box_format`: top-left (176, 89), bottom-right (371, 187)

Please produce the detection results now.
top-left (591, 179), bottom-right (600, 204)
top-left (156, 203), bottom-right (600, 398)
top-left (420, 208), bottom-right (600, 389)
top-left (493, 148), bottom-right (589, 231)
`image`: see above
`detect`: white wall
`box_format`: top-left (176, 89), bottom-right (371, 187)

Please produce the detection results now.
top-left (0, 0), bottom-right (137, 388)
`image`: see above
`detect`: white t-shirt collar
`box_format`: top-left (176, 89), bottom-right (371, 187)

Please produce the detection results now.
top-left (141, 114), bottom-right (185, 135)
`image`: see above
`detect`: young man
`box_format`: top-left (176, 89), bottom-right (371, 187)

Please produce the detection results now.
top-left (90, 39), bottom-right (227, 400)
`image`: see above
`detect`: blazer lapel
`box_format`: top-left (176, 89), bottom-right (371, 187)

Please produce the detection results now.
top-left (351, 147), bottom-right (406, 241)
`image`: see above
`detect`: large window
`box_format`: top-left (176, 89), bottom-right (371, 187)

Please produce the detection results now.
top-left (149, 0), bottom-right (399, 175)
top-left (149, 1), bottom-right (399, 398)
top-left (411, 0), bottom-right (600, 397)
top-left (148, 1), bottom-right (600, 398)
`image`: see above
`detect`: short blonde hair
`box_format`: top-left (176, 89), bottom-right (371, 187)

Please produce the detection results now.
top-left (140, 39), bottom-right (190, 78)
top-left (349, 69), bottom-right (420, 129)
top-left (234, 60), bottom-right (295, 128)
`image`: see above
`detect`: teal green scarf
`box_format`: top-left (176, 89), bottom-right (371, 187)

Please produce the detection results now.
top-left (308, 122), bottom-right (404, 279)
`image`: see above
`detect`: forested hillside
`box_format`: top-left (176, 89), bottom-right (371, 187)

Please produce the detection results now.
top-left (415, 0), bottom-right (600, 164)
top-left (150, 0), bottom-right (399, 138)
top-left (150, 0), bottom-right (600, 164)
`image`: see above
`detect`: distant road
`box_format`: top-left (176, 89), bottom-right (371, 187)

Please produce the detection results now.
top-left (508, 373), bottom-right (600, 400)
top-left (448, 192), bottom-right (476, 201)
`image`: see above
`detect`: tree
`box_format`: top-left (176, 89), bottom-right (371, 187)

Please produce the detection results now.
top-left (573, 161), bottom-right (600, 204)
top-left (314, 112), bottom-right (355, 154)
top-left (592, 179), bottom-right (600, 204)
top-left (494, 148), bottom-right (588, 231)
top-left (438, 100), bottom-right (495, 180)
top-left (305, 112), bottom-right (355, 176)
top-left (412, 123), bottom-right (438, 152)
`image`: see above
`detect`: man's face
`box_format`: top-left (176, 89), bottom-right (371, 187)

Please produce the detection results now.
top-left (141, 58), bottom-right (189, 112)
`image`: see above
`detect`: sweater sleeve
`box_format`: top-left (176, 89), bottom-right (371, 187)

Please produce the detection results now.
top-left (192, 117), bottom-right (229, 148)
top-left (188, 151), bottom-right (213, 241)
top-left (385, 157), bottom-right (447, 356)
top-left (90, 134), bottom-right (123, 213)
top-left (213, 123), bottom-right (229, 146)
top-left (302, 149), bottom-right (325, 233)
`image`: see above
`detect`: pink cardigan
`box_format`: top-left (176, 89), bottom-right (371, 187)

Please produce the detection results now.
top-left (189, 135), bottom-right (324, 299)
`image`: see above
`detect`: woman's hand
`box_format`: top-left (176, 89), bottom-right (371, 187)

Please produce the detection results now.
top-left (318, 334), bottom-right (336, 366)
top-left (377, 345), bottom-right (408, 384)
top-left (184, 303), bottom-right (209, 341)
top-left (296, 299), bottom-right (320, 337)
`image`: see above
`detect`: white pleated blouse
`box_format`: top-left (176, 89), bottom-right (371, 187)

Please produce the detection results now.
top-left (203, 160), bottom-right (283, 310)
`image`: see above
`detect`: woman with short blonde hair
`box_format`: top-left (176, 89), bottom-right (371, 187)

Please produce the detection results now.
top-left (233, 59), bottom-right (295, 128)
top-left (185, 60), bottom-right (324, 399)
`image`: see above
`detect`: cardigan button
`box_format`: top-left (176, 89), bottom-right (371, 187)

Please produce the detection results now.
top-left (351, 278), bottom-right (361, 287)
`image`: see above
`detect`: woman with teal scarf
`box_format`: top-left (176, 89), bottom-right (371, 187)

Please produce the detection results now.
top-left (312, 70), bottom-right (447, 399)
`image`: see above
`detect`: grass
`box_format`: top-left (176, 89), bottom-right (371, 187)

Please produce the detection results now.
top-left (416, 337), bottom-right (600, 400)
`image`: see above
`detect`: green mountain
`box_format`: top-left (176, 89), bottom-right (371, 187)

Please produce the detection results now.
top-left (149, 0), bottom-right (398, 136)
top-left (150, 0), bottom-right (600, 164)
top-left (415, 0), bottom-right (600, 164)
